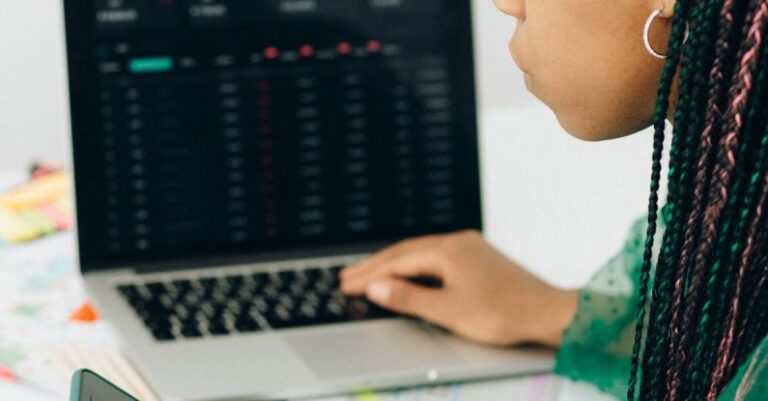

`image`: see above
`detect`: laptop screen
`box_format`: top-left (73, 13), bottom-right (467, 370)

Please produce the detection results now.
top-left (64, 0), bottom-right (481, 271)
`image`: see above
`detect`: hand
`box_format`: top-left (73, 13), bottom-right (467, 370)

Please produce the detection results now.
top-left (341, 230), bottom-right (578, 347)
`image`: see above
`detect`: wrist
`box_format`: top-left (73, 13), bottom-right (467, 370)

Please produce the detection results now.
top-left (517, 288), bottom-right (579, 348)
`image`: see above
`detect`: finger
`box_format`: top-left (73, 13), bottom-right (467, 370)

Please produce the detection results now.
top-left (343, 235), bottom-right (439, 276)
top-left (366, 278), bottom-right (449, 324)
top-left (342, 250), bottom-right (446, 293)
top-left (341, 234), bottom-right (440, 281)
top-left (341, 250), bottom-right (447, 294)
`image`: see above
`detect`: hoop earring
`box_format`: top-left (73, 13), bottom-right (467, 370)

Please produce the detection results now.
top-left (643, 9), bottom-right (667, 59)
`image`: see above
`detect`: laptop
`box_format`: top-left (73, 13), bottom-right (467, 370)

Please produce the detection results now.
top-left (62, 1), bottom-right (553, 400)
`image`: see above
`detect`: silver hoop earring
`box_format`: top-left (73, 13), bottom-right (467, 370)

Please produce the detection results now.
top-left (643, 9), bottom-right (667, 59)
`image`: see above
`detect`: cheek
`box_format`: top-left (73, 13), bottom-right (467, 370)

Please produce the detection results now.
top-left (519, 1), bottom-right (661, 139)
top-left (508, 28), bottom-right (527, 73)
top-left (509, 23), bottom-right (543, 98)
top-left (523, 69), bottom-right (533, 90)
top-left (512, 3), bottom-right (593, 104)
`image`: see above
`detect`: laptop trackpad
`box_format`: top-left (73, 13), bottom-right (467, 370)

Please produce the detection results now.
top-left (286, 320), bottom-right (465, 380)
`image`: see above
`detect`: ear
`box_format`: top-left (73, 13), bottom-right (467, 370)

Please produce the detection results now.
top-left (657, 0), bottom-right (677, 18)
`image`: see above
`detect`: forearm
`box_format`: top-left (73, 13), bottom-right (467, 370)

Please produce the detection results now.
top-left (506, 288), bottom-right (580, 348)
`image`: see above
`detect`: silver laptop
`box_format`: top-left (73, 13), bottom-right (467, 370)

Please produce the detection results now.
top-left (62, 1), bottom-right (553, 400)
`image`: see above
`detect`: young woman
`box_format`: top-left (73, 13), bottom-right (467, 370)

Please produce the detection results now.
top-left (341, 0), bottom-right (768, 400)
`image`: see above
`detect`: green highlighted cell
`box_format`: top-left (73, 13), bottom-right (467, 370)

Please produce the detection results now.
top-left (129, 57), bottom-right (174, 73)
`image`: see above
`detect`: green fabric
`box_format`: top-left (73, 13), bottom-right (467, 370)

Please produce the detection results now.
top-left (719, 340), bottom-right (768, 400)
top-left (554, 214), bottom-right (768, 400)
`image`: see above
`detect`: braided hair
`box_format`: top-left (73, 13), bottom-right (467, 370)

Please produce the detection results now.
top-left (627, 0), bottom-right (768, 399)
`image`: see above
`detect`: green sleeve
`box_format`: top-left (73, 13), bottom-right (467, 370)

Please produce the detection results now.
top-left (717, 337), bottom-right (768, 400)
top-left (554, 215), bottom-right (663, 399)
top-left (553, 211), bottom-right (768, 400)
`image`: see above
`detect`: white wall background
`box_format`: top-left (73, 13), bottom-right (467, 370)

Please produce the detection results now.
top-left (0, 1), bottom-right (659, 288)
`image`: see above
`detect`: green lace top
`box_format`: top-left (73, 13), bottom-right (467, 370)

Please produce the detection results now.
top-left (554, 215), bottom-right (768, 400)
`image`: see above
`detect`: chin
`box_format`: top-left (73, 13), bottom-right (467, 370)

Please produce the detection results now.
top-left (553, 112), bottom-right (630, 142)
top-left (526, 82), bottom-right (645, 141)
top-left (523, 72), bottom-right (533, 90)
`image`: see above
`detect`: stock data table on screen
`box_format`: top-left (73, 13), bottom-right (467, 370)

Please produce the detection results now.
top-left (70, 0), bottom-right (481, 270)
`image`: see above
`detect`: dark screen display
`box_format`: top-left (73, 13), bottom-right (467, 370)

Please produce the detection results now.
top-left (64, 0), bottom-right (481, 271)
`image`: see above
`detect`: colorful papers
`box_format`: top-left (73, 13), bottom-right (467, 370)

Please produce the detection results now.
top-left (0, 171), bottom-right (73, 245)
top-left (69, 303), bottom-right (99, 323)
top-left (0, 207), bottom-right (40, 243)
top-left (0, 233), bottom-right (117, 400)
top-left (0, 363), bottom-right (17, 382)
top-left (0, 172), bottom-right (71, 212)
top-left (353, 390), bottom-right (383, 401)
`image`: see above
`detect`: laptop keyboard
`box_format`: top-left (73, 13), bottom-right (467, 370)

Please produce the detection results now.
top-left (116, 265), bottom-right (396, 341)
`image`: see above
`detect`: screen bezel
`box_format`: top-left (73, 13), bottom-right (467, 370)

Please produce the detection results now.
top-left (63, 0), bottom-right (483, 273)
top-left (71, 369), bottom-right (139, 401)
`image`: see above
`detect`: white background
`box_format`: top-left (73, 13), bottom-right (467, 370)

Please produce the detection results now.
top-left (0, 1), bottom-right (660, 288)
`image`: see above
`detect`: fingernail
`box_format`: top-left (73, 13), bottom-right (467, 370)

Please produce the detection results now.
top-left (367, 281), bottom-right (391, 303)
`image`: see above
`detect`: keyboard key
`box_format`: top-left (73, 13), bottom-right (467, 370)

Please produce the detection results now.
top-left (207, 322), bottom-right (230, 336)
top-left (199, 277), bottom-right (217, 292)
top-left (251, 272), bottom-right (268, 286)
top-left (304, 268), bottom-right (321, 282)
top-left (297, 302), bottom-right (319, 320)
top-left (234, 312), bottom-right (261, 333)
top-left (267, 273), bottom-right (286, 290)
top-left (225, 275), bottom-right (244, 288)
top-left (171, 279), bottom-right (192, 291)
top-left (145, 282), bottom-right (167, 298)
top-left (261, 283), bottom-right (281, 299)
top-left (235, 286), bottom-right (255, 302)
top-left (151, 328), bottom-right (176, 341)
top-left (248, 298), bottom-right (269, 315)
top-left (266, 304), bottom-right (296, 328)
top-left (277, 294), bottom-right (295, 310)
top-left (277, 270), bottom-right (295, 283)
top-left (287, 282), bottom-right (307, 296)
top-left (181, 325), bottom-right (202, 338)
top-left (118, 284), bottom-right (141, 300)
top-left (117, 265), bottom-right (398, 341)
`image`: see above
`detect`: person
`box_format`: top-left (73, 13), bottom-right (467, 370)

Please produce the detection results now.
top-left (340, 0), bottom-right (768, 400)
